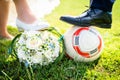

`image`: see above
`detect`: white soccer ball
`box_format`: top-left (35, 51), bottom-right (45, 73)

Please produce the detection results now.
top-left (64, 26), bottom-right (104, 62)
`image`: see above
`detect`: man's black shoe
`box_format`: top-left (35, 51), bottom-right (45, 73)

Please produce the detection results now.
top-left (60, 9), bottom-right (112, 28)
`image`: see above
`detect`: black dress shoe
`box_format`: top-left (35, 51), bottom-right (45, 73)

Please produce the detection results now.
top-left (60, 9), bottom-right (112, 28)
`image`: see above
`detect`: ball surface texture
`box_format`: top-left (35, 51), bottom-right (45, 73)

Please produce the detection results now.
top-left (64, 26), bottom-right (103, 62)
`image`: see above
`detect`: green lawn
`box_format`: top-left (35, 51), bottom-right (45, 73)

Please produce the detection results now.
top-left (0, 0), bottom-right (120, 80)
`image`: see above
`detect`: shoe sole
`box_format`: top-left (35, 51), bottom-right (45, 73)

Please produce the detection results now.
top-left (68, 22), bottom-right (111, 29)
top-left (17, 26), bottom-right (49, 32)
top-left (77, 24), bottom-right (111, 29)
top-left (97, 24), bottom-right (111, 28)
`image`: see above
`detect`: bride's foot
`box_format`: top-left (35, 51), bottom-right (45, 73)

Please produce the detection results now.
top-left (0, 33), bottom-right (14, 40)
top-left (16, 13), bottom-right (50, 31)
top-left (16, 18), bottom-right (50, 31)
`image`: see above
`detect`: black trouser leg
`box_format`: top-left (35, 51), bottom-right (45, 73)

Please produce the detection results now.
top-left (90, 0), bottom-right (115, 12)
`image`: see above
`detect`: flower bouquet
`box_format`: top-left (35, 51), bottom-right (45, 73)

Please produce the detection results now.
top-left (8, 27), bottom-right (65, 66)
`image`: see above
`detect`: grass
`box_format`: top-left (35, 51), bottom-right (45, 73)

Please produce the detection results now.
top-left (0, 0), bottom-right (120, 80)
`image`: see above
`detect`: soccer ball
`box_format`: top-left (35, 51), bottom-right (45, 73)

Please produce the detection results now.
top-left (64, 26), bottom-right (104, 62)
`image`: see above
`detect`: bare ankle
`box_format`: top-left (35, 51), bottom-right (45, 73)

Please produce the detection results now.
top-left (17, 13), bottom-right (37, 24)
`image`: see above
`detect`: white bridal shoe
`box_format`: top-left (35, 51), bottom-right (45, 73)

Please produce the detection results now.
top-left (16, 19), bottom-right (50, 31)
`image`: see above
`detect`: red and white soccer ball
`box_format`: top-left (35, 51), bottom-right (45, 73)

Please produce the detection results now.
top-left (64, 26), bottom-right (104, 62)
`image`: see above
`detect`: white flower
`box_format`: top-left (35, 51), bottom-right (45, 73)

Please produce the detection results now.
top-left (17, 48), bottom-right (27, 61)
top-left (26, 37), bottom-right (42, 49)
top-left (31, 52), bottom-right (43, 64)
